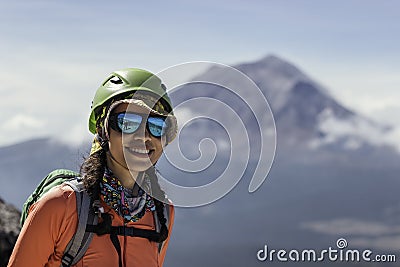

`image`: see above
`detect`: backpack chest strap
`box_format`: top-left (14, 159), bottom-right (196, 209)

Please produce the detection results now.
top-left (85, 213), bottom-right (166, 267)
top-left (86, 223), bottom-right (165, 242)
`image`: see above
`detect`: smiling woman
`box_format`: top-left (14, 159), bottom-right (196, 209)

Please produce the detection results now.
top-left (8, 68), bottom-right (178, 267)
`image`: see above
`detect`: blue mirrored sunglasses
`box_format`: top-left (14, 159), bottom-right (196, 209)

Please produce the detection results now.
top-left (108, 112), bottom-right (167, 138)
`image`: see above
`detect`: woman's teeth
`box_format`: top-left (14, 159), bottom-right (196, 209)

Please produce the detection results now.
top-left (129, 148), bottom-right (150, 154)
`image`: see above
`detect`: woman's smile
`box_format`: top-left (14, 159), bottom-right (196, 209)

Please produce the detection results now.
top-left (125, 146), bottom-right (154, 159)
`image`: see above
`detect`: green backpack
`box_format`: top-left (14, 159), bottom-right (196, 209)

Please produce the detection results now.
top-left (21, 169), bottom-right (99, 267)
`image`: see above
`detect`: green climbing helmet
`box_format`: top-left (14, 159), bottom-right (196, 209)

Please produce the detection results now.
top-left (88, 68), bottom-right (174, 134)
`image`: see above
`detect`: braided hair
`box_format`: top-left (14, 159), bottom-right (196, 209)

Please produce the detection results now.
top-left (80, 148), bottom-right (106, 197)
top-left (146, 165), bottom-right (169, 242)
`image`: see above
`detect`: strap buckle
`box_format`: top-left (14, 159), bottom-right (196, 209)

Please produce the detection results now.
top-left (61, 253), bottom-right (74, 267)
top-left (117, 226), bottom-right (134, 236)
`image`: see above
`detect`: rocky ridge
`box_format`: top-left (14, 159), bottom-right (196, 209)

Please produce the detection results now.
top-left (0, 197), bottom-right (20, 267)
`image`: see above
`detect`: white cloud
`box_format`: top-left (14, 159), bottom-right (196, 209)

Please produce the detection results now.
top-left (3, 114), bottom-right (45, 131)
top-left (55, 120), bottom-right (92, 147)
top-left (314, 108), bottom-right (400, 151)
top-left (0, 114), bottom-right (48, 145)
top-left (0, 55), bottom-right (108, 147)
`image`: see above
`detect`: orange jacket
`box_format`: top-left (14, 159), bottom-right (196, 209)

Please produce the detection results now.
top-left (8, 184), bottom-right (174, 267)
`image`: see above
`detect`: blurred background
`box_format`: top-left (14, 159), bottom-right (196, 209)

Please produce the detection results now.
top-left (1, 1), bottom-right (400, 266)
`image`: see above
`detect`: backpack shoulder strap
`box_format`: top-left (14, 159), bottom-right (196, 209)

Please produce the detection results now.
top-left (61, 179), bottom-right (99, 267)
top-left (156, 203), bottom-right (171, 253)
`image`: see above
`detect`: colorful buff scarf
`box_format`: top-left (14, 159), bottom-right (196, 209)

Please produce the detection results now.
top-left (100, 168), bottom-right (156, 223)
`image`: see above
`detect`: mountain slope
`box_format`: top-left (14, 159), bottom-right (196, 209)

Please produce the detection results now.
top-left (0, 138), bottom-right (88, 208)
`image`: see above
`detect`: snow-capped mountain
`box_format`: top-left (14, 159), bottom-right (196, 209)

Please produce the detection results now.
top-left (172, 55), bottom-right (396, 153)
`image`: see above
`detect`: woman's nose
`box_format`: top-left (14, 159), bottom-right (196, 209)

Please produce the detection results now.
top-left (132, 121), bottom-right (151, 142)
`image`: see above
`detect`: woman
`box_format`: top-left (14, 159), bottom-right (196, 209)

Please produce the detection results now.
top-left (8, 68), bottom-right (178, 267)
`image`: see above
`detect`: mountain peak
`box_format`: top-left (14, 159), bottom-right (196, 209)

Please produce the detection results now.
top-left (236, 54), bottom-right (309, 90)
top-left (242, 54), bottom-right (306, 78)
top-left (259, 54), bottom-right (288, 64)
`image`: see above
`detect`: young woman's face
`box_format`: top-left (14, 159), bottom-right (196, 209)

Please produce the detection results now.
top-left (108, 103), bottom-right (166, 172)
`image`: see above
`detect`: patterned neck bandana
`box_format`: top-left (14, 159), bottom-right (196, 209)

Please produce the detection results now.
top-left (100, 168), bottom-right (156, 223)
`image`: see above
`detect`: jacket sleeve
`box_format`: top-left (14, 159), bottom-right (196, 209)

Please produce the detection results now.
top-left (158, 204), bottom-right (174, 267)
top-left (8, 185), bottom-right (78, 267)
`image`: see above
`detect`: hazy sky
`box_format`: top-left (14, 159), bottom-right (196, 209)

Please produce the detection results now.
top-left (0, 0), bottom-right (399, 146)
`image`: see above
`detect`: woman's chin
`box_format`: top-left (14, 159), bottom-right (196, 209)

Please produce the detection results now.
top-left (124, 156), bottom-right (153, 172)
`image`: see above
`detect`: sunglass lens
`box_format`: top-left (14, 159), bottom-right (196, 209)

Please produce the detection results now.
top-left (117, 113), bottom-right (142, 134)
top-left (147, 117), bottom-right (167, 137)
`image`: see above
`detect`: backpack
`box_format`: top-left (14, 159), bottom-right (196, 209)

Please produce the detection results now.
top-left (21, 169), bottom-right (170, 267)
top-left (21, 169), bottom-right (99, 267)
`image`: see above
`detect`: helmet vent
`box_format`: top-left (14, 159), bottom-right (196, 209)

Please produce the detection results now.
top-left (105, 76), bottom-right (124, 85)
